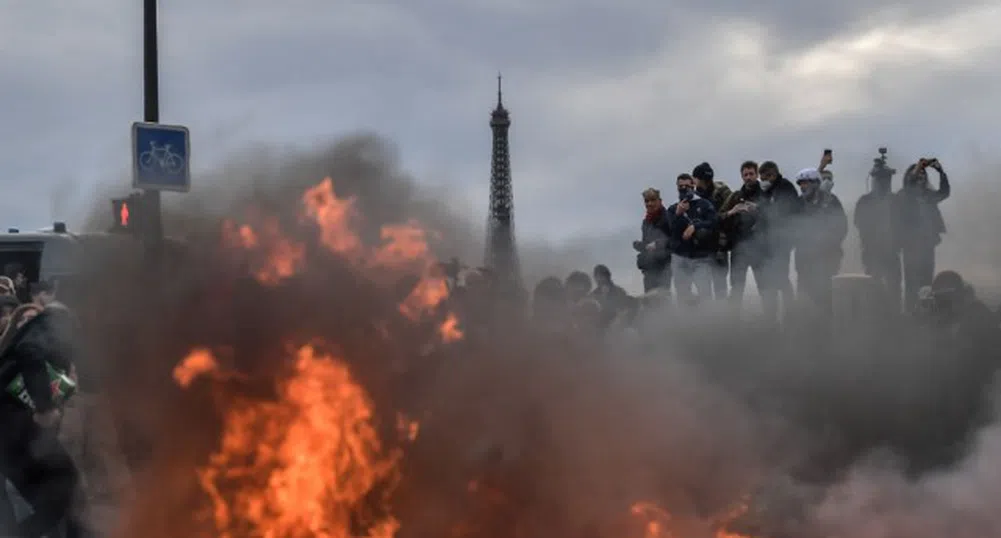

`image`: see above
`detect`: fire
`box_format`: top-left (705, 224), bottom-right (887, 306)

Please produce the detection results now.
top-left (439, 312), bottom-right (463, 342)
top-left (120, 202), bottom-right (130, 226)
top-left (223, 176), bottom-right (462, 342)
top-left (629, 500), bottom-right (758, 538)
top-left (222, 218), bottom-right (305, 286)
top-left (395, 413), bottom-right (420, 442)
top-left (631, 502), bottom-right (673, 538)
top-left (179, 346), bottom-right (401, 538)
top-left (302, 178), bottom-right (364, 257)
top-left (172, 348), bottom-right (219, 388)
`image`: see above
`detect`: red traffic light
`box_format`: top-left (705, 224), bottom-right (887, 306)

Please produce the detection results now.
top-left (111, 194), bottom-right (142, 233)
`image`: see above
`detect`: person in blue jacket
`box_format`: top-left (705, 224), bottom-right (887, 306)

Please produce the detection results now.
top-left (667, 174), bottom-right (719, 305)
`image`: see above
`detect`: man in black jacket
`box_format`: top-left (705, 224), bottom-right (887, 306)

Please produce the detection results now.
top-left (720, 160), bottom-right (777, 322)
top-left (0, 281), bottom-right (89, 538)
top-left (692, 162), bottom-right (733, 301)
top-left (667, 174), bottom-right (718, 305)
top-left (758, 161), bottom-right (801, 320)
top-left (897, 159), bottom-right (950, 312)
top-left (634, 188), bottom-right (672, 293)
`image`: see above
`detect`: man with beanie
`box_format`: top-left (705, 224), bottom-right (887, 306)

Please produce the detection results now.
top-left (667, 174), bottom-right (718, 305)
top-left (692, 162), bottom-right (732, 301)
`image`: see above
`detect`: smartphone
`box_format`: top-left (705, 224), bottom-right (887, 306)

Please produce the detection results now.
top-left (823, 149), bottom-right (833, 161)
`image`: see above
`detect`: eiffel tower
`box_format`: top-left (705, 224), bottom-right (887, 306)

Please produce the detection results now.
top-left (483, 74), bottom-right (523, 295)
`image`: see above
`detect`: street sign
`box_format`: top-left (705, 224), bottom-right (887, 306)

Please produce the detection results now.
top-left (131, 121), bottom-right (190, 192)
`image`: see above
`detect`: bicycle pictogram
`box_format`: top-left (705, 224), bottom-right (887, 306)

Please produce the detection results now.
top-left (138, 141), bottom-right (185, 175)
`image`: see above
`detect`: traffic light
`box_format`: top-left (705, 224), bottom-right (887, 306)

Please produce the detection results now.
top-left (111, 193), bottom-right (144, 235)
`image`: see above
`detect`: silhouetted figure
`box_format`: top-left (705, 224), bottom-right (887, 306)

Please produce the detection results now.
top-left (896, 159), bottom-right (950, 312)
top-left (758, 161), bottom-right (801, 320)
top-left (793, 168), bottom-right (847, 316)
top-left (855, 148), bottom-right (902, 313)
top-left (589, 265), bottom-right (630, 329)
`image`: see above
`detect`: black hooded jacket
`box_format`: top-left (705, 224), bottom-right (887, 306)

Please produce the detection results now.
top-left (0, 304), bottom-right (78, 414)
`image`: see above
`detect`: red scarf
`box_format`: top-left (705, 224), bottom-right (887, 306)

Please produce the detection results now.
top-left (645, 205), bottom-right (664, 222)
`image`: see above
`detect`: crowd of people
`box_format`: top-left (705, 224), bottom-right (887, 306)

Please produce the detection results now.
top-left (486, 149), bottom-right (1000, 339)
top-left (631, 152), bottom-right (947, 319)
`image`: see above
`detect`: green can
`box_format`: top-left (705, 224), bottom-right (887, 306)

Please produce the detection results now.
top-left (5, 363), bottom-right (77, 410)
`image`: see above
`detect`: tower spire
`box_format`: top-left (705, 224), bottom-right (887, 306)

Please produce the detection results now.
top-left (497, 72), bottom-right (503, 107)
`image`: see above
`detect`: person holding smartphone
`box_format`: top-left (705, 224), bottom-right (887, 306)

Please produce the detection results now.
top-left (896, 157), bottom-right (951, 312)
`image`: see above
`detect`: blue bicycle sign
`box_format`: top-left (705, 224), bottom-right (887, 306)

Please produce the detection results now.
top-left (139, 141), bottom-right (185, 175)
top-left (132, 122), bottom-right (191, 192)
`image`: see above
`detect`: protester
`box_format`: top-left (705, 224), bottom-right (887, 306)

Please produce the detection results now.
top-left (667, 174), bottom-right (718, 305)
top-left (793, 168), bottom-right (847, 316)
top-left (0, 285), bottom-right (90, 538)
top-left (720, 161), bottom-right (777, 321)
top-left (896, 158), bottom-right (950, 312)
top-left (855, 149), bottom-right (903, 313)
top-left (758, 161), bottom-right (801, 319)
top-left (589, 264), bottom-right (631, 329)
top-left (692, 162), bottom-right (733, 301)
top-left (634, 188), bottom-right (672, 294)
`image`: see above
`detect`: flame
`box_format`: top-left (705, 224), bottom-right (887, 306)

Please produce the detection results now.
top-left (223, 176), bottom-right (461, 342)
top-left (172, 348), bottom-right (219, 388)
top-left (222, 218), bottom-right (305, 286)
top-left (631, 502), bottom-right (674, 538)
top-left (629, 500), bottom-right (759, 538)
top-left (120, 202), bottom-right (130, 226)
top-left (180, 346), bottom-right (401, 538)
top-left (302, 178), bottom-right (363, 257)
top-left (395, 413), bottom-right (420, 443)
top-left (439, 313), bottom-right (463, 342)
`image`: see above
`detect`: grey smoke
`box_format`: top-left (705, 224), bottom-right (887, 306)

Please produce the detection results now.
top-left (63, 134), bottom-right (1000, 538)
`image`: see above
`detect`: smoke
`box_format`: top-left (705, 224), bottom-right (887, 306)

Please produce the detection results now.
top-left (64, 134), bottom-right (1000, 538)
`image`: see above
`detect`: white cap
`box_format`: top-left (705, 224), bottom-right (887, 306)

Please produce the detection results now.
top-left (794, 168), bottom-right (821, 183)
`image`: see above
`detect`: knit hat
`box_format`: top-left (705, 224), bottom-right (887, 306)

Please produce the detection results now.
top-left (692, 162), bottom-right (714, 182)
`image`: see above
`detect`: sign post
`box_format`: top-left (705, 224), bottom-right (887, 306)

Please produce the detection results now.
top-left (131, 122), bottom-right (191, 192)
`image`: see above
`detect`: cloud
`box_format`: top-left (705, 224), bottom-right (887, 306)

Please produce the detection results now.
top-left (1, 0), bottom-right (1000, 272)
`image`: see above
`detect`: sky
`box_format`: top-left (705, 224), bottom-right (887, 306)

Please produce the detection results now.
top-left (2, 0), bottom-right (1001, 292)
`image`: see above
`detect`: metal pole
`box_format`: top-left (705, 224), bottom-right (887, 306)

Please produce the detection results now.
top-left (143, 0), bottom-right (163, 244)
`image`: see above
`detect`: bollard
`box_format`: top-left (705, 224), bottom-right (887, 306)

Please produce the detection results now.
top-left (831, 273), bottom-right (881, 336)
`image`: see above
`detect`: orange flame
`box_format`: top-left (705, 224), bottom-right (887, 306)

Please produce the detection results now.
top-left (629, 500), bottom-right (759, 538)
top-left (439, 313), bottom-right (463, 342)
top-left (223, 177), bottom-right (462, 343)
top-left (302, 178), bottom-right (363, 257)
top-left (222, 218), bottom-right (305, 286)
top-left (182, 346), bottom-right (401, 538)
top-left (172, 348), bottom-right (219, 388)
top-left (631, 502), bottom-right (674, 538)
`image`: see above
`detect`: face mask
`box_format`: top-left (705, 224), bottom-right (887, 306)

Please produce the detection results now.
top-left (678, 187), bottom-right (692, 200)
top-left (760, 180), bottom-right (773, 192)
top-left (695, 186), bottom-right (710, 197)
top-left (801, 184), bottom-right (818, 199)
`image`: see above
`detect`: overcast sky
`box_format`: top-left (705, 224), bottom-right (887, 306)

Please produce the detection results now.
top-left (2, 1), bottom-right (1001, 291)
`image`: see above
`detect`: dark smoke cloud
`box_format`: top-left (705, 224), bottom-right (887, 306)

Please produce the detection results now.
top-left (65, 134), bottom-right (1000, 538)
